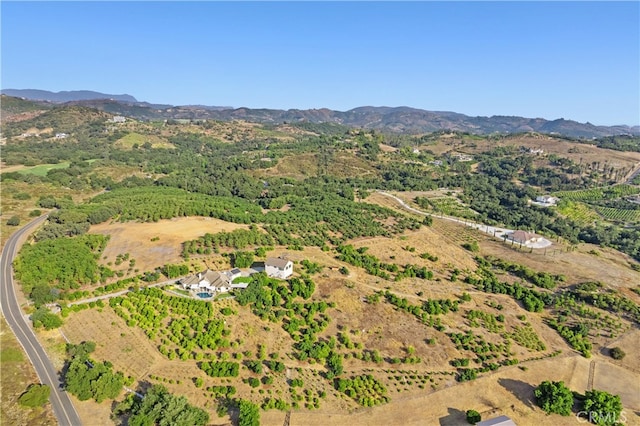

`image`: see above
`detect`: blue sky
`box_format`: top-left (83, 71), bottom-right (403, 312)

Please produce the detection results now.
top-left (2, 1), bottom-right (639, 126)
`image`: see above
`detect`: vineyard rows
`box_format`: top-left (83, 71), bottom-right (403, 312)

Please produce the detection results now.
top-left (596, 207), bottom-right (640, 223)
top-left (554, 184), bottom-right (639, 202)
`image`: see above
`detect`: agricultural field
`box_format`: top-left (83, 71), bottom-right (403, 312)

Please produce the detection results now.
top-left (595, 206), bottom-right (640, 224)
top-left (555, 201), bottom-right (601, 226)
top-left (554, 185), bottom-right (640, 202)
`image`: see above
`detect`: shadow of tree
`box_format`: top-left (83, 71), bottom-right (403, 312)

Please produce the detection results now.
top-left (498, 378), bottom-right (536, 410)
top-left (439, 407), bottom-right (467, 426)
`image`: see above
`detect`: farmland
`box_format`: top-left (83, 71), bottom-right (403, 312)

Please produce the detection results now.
top-left (1, 102), bottom-right (639, 426)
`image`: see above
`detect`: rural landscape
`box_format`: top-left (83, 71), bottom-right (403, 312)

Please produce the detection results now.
top-left (0, 91), bottom-right (638, 426)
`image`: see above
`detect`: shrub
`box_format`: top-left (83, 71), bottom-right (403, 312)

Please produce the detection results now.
top-left (18, 384), bottom-right (50, 407)
top-left (462, 241), bottom-right (479, 252)
top-left (7, 216), bottom-right (20, 226)
top-left (466, 409), bottom-right (481, 424)
top-left (609, 347), bottom-right (625, 360)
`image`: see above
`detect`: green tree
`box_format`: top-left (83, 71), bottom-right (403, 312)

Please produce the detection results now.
top-left (7, 215), bottom-right (20, 226)
top-left (583, 389), bottom-right (623, 426)
top-left (466, 409), bottom-right (481, 424)
top-left (238, 399), bottom-right (260, 426)
top-left (534, 380), bottom-right (574, 416)
top-left (117, 384), bottom-right (209, 426)
top-left (31, 307), bottom-right (63, 330)
top-left (233, 251), bottom-right (254, 268)
top-left (18, 384), bottom-right (50, 407)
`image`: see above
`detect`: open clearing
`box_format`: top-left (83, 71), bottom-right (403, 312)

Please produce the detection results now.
top-left (89, 216), bottom-right (249, 273)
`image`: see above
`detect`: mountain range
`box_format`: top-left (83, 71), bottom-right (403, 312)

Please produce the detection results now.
top-left (2, 89), bottom-right (638, 138)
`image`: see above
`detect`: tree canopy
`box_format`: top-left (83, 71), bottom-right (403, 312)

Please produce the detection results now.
top-left (534, 380), bottom-right (574, 416)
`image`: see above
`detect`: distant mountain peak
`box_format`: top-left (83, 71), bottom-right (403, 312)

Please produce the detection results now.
top-left (0, 89), bottom-right (137, 103)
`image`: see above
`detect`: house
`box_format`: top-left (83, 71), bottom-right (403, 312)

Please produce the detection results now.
top-left (476, 415), bottom-right (517, 426)
top-left (529, 148), bottom-right (544, 155)
top-left (265, 257), bottom-right (293, 279)
top-left (506, 230), bottom-right (541, 245)
top-left (110, 116), bottom-right (126, 123)
top-left (181, 269), bottom-right (230, 292)
top-left (451, 153), bottom-right (474, 162)
top-left (55, 133), bottom-right (68, 139)
top-left (535, 195), bottom-right (559, 206)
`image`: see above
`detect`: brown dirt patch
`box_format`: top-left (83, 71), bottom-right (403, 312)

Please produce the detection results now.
top-left (89, 217), bottom-right (249, 273)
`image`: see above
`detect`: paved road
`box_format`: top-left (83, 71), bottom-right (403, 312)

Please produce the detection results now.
top-left (624, 161), bottom-right (640, 185)
top-left (0, 215), bottom-right (82, 426)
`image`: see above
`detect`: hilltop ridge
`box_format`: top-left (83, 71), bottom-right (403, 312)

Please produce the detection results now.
top-left (2, 90), bottom-right (638, 138)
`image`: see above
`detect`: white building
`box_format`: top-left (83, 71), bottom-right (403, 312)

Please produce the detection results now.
top-left (535, 195), bottom-right (559, 206)
top-left (265, 258), bottom-right (293, 279)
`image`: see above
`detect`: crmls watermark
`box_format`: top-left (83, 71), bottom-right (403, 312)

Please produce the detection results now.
top-left (576, 411), bottom-right (627, 424)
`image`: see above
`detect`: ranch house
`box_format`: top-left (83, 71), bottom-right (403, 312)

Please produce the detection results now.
top-left (181, 269), bottom-right (230, 292)
top-left (506, 230), bottom-right (541, 245)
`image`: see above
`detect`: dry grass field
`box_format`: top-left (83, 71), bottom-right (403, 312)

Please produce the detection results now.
top-left (422, 134), bottom-right (640, 181)
top-left (89, 217), bottom-right (250, 274)
top-left (0, 317), bottom-right (56, 426)
top-left (255, 151), bottom-right (377, 180)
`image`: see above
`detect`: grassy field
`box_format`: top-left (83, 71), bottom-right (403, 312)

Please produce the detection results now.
top-left (114, 132), bottom-right (175, 149)
top-left (88, 217), bottom-right (250, 276)
top-left (5, 162), bottom-right (71, 176)
top-left (0, 317), bottom-right (56, 426)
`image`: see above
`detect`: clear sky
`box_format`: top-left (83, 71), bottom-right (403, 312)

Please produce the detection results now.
top-left (1, 1), bottom-right (639, 126)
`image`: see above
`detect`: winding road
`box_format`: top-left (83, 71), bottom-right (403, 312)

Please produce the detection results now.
top-left (1, 215), bottom-right (82, 426)
top-left (376, 191), bottom-right (552, 249)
